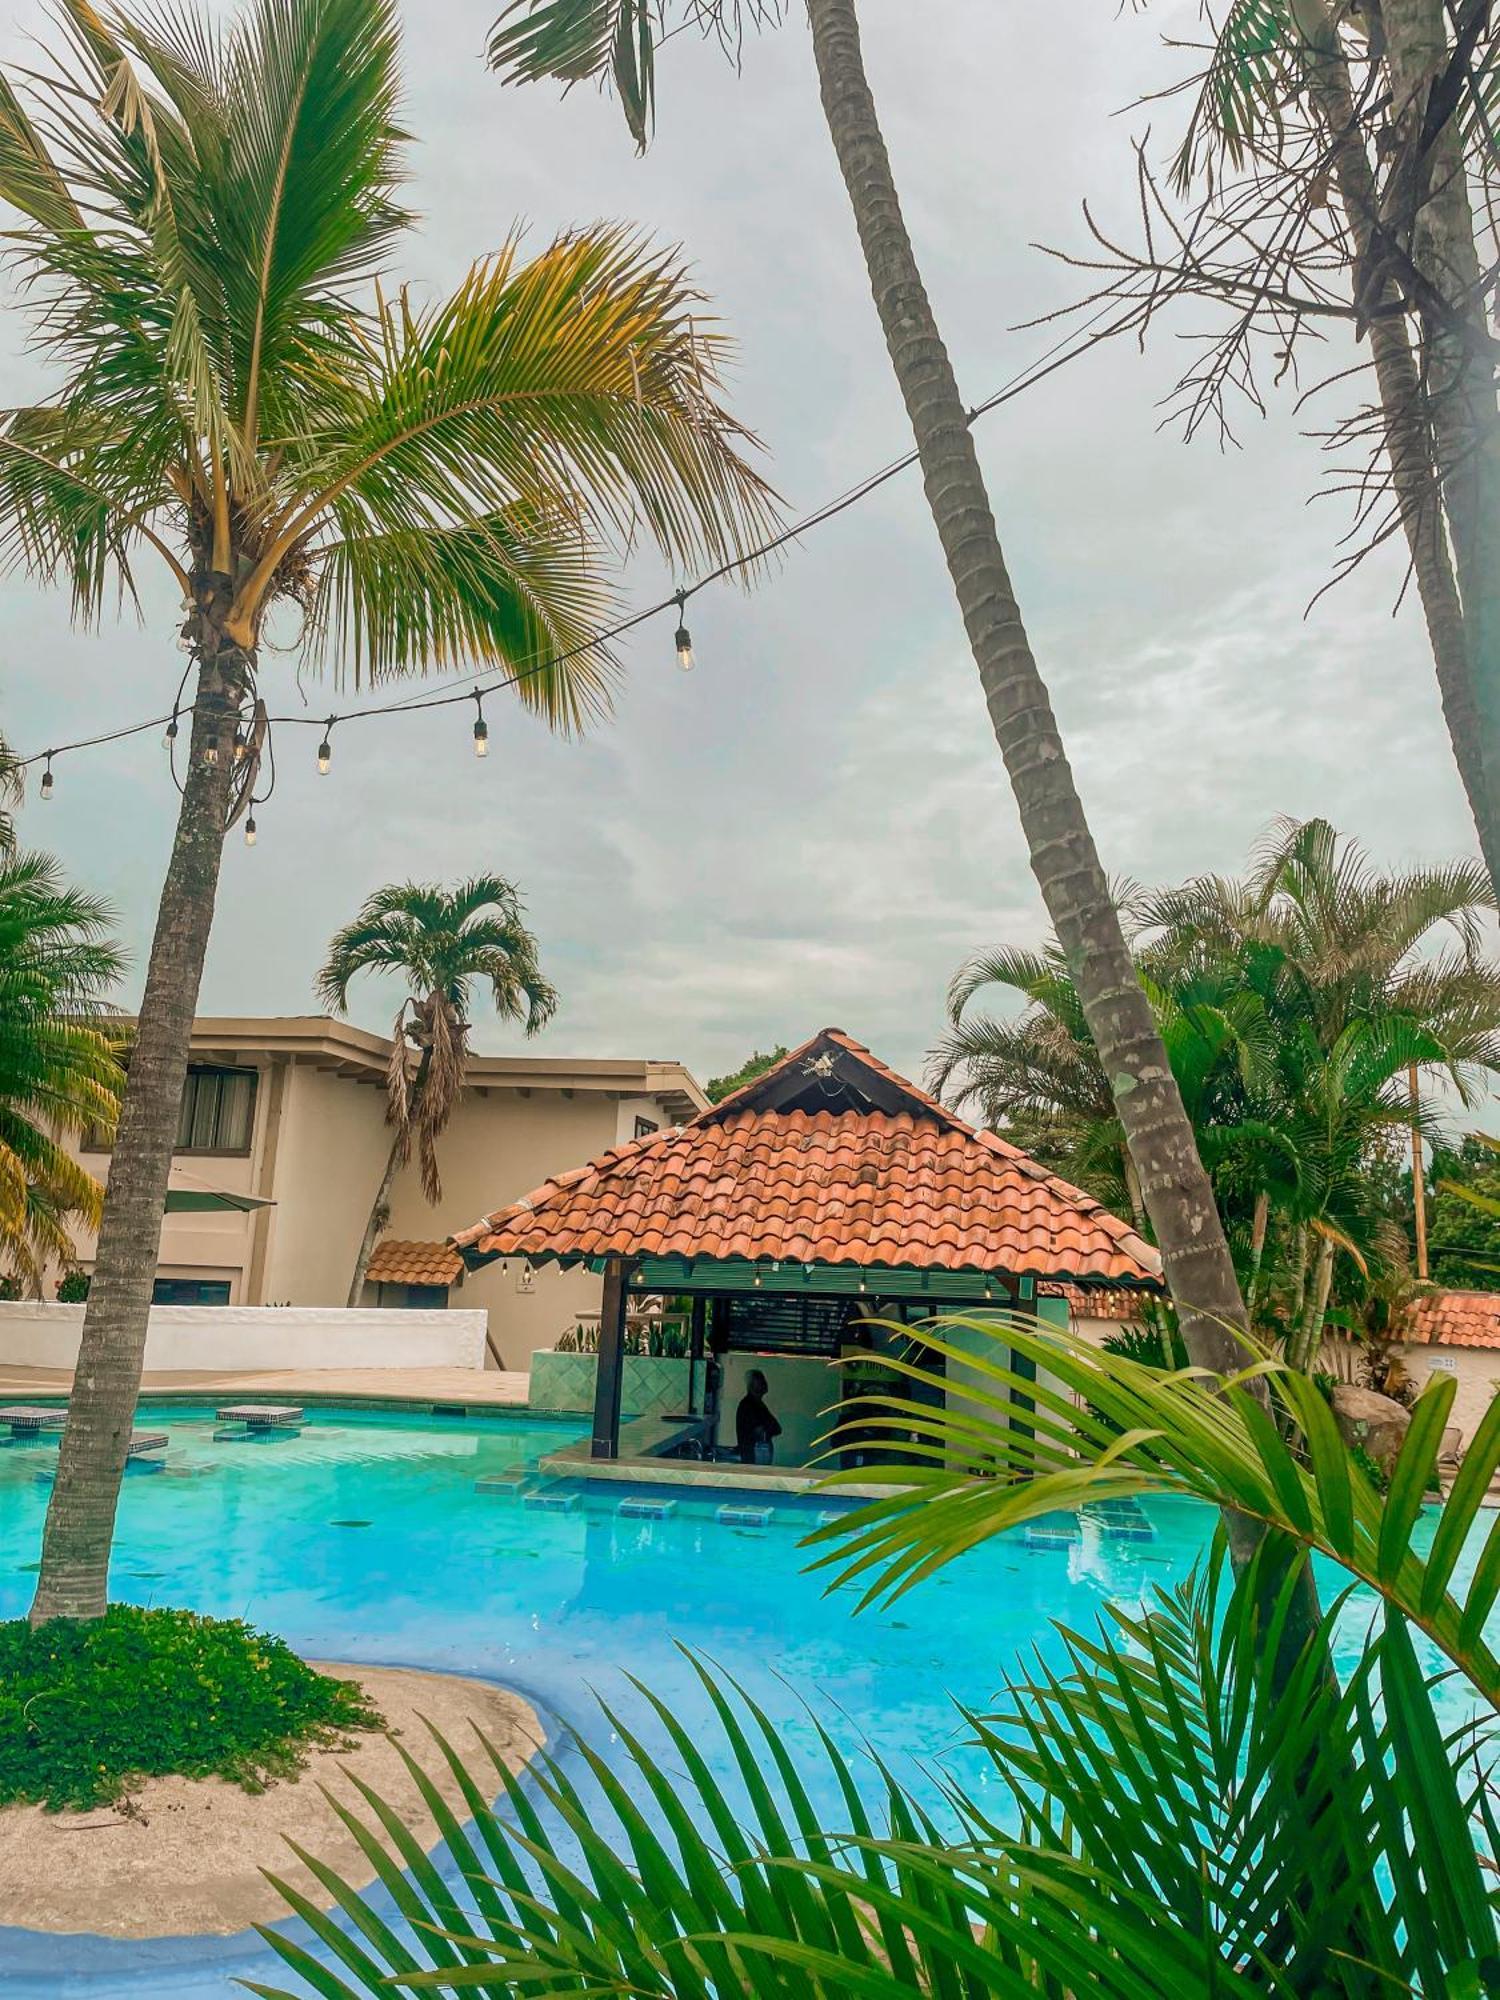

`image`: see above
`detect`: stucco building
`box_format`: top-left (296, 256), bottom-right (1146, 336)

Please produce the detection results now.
top-left (66, 1017), bottom-right (706, 1369)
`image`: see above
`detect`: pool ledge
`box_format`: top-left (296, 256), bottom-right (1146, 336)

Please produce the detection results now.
top-left (539, 1422), bottom-right (906, 1501)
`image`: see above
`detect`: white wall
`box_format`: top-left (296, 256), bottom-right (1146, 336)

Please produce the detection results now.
top-left (1397, 1342), bottom-right (1500, 1443)
top-left (0, 1302), bottom-right (487, 1373)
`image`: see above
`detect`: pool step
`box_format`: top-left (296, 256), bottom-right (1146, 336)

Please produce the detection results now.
top-left (618, 1496), bottom-right (676, 1521)
top-left (0, 1406), bottom-right (67, 1434)
top-left (717, 1503), bottom-right (772, 1530)
top-left (1083, 1498), bottom-right (1155, 1543)
top-left (126, 1431), bottom-right (168, 1457)
top-left (212, 1422), bottom-right (302, 1444)
top-left (474, 1468), bottom-right (531, 1497)
top-left (1024, 1516), bottom-right (1080, 1550)
top-left (216, 1403), bottom-right (304, 1426)
top-left (523, 1488), bottom-right (579, 1514)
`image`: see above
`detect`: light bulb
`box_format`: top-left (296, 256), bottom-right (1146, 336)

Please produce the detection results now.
top-left (673, 591), bottom-right (694, 672)
top-left (317, 737), bottom-right (332, 774)
top-left (233, 729), bottom-right (247, 763)
top-left (163, 715), bottom-right (179, 749)
top-left (39, 761), bottom-right (54, 801)
top-left (203, 742), bottom-right (219, 766)
top-left (244, 815), bottom-right (257, 847)
top-left (473, 716), bottom-right (489, 758)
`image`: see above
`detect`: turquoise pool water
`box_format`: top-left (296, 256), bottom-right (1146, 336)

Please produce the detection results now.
top-left (0, 1402), bottom-right (1485, 1996)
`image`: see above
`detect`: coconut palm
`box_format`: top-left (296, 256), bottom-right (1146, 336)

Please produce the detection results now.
top-left (1103, 6), bottom-right (1500, 898)
top-left (256, 1325), bottom-right (1500, 1996)
top-left (317, 876), bottom-right (557, 1306)
top-left (1, 0), bottom-right (775, 1623)
top-left (0, 852), bottom-right (125, 1292)
top-left (488, 7), bottom-right (1262, 1449)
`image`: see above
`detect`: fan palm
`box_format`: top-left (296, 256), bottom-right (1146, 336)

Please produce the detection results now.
top-left (254, 1323), bottom-right (1500, 1997)
top-left (2, 0), bottom-right (776, 1623)
top-left (317, 875), bottom-right (557, 1306)
top-left (487, 8), bottom-right (1264, 1484)
top-left (0, 853), bottom-right (125, 1293)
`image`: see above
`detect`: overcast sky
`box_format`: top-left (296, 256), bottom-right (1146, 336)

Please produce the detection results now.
top-left (0, 1), bottom-right (1479, 1095)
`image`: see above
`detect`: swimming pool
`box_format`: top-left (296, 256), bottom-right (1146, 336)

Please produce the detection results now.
top-left (0, 1401), bottom-right (1484, 1996)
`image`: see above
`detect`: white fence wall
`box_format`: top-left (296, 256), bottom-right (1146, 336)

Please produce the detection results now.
top-left (0, 1301), bottom-right (487, 1373)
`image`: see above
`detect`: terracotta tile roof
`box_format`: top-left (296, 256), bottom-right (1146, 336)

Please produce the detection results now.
top-left (1043, 1284), bottom-right (1151, 1322)
top-left (1403, 1290), bottom-right (1500, 1349)
top-left (453, 1028), bottom-right (1161, 1287)
top-left (366, 1239), bottom-right (464, 1288)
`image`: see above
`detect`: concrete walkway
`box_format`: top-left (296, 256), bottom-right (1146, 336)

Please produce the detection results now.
top-left (0, 1366), bottom-right (530, 1408)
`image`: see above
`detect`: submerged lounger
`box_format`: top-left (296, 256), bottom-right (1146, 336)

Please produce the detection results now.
top-left (0, 1406), bottom-right (67, 1433)
top-left (215, 1404), bottom-right (305, 1425)
top-left (125, 1432), bottom-right (168, 1456)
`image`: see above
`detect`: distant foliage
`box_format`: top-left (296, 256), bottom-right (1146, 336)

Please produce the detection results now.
top-left (0, 1606), bottom-right (380, 1810)
top-left (1428, 1134), bottom-right (1500, 1291)
top-left (706, 1045), bottom-right (789, 1103)
top-left (54, 1269), bottom-right (89, 1303)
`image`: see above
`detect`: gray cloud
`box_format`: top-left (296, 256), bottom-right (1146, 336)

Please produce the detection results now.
top-left (0, 0), bottom-right (1481, 1093)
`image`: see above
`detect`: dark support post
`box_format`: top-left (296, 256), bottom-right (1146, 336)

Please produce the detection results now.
top-left (592, 1257), bottom-right (632, 1460)
top-left (688, 1294), bottom-right (706, 1414)
top-left (1009, 1275), bottom-right (1038, 1452)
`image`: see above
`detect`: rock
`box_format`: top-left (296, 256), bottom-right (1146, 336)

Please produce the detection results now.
top-left (1330, 1382), bottom-right (1411, 1473)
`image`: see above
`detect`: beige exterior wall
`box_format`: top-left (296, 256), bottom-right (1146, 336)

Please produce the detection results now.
top-left (59, 1019), bottom-right (706, 1374)
top-left (1397, 1342), bottom-right (1500, 1444)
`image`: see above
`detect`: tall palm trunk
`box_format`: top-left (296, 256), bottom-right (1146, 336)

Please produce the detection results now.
top-left (1246, 1188), bottom-right (1271, 1320)
top-left (1377, 0), bottom-right (1500, 892)
top-left (1292, 1233), bottom-right (1337, 1374)
top-left (1294, 3), bottom-right (1500, 895)
top-left (30, 627), bottom-right (243, 1623)
top-left (345, 1048), bottom-right (432, 1307)
top-left (802, 1), bottom-right (1252, 1384)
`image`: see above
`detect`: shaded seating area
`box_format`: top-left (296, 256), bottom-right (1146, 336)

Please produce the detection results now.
top-left (453, 1030), bottom-right (1163, 1474)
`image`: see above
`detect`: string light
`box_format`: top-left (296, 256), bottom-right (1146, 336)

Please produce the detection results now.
top-left (9, 308), bottom-right (1121, 798)
top-left (203, 739), bottom-right (219, 766)
top-left (673, 592), bottom-right (695, 673)
top-left (244, 813), bottom-right (257, 847)
top-left (472, 691), bottom-right (489, 759)
top-left (233, 726), bottom-right (248, 763)
top-left (39, 755), bottom-right (54, 802)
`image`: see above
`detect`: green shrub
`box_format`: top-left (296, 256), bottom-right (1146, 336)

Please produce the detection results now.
top-left (55, 1268), bottom-right (90, 1302)
top-left (0, 1604), bottom-right (382, 1810)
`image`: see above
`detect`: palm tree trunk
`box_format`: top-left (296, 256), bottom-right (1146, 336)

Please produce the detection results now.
top-left (802, 0), bottom-right (1253, 1390)
top-left (30, 647), bottom-right (241, 1623)
top-left (1376, 0), bottom-right (1500, 892)
top-left (1295, 4), bottom-right (1500, 895)
top-left (346, 1126), bottom-right (407, 1308)
top-left (1246, 1189), bottom-right (1271, 1319)
top-left (1292, 1234), bottom-right (1336, 1375)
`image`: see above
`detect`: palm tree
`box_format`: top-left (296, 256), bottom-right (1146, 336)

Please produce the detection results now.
top-left (2, 0), bottom-right (775, 1624)
top-left (939, 820), bottom-right (1500, 1360)
top-left (0, 852), bottom-right (125, 1293)
top-left (487, 5), bottom-right (1262, 1442)
top-left (1104, 7), bottom-right (1500, 897)
top-left (317, 876), bottom-right (557, 1306)
top-left (0, 734), bottom-right (19, 853)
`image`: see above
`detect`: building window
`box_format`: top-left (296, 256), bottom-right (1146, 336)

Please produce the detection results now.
top-left (177, 1066), bottom-right (258, 1153)
top-left (634, 1115), bottom-right (659, 1139)
top-left (152, 1278), bottom-right (232, 1306)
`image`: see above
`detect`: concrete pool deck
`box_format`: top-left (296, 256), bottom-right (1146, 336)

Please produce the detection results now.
top-left (0, 1364), bottom-right (531, 1408)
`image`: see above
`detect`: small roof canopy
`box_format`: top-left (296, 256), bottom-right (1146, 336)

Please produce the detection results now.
top-left (453, 1028), bottom-right (1161, 1289)
top-left (366, 1239), bottom-right (464, 1288)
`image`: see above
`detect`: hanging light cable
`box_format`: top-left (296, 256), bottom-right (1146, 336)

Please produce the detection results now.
top-left (471, 690), bottom-right (489, 759)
